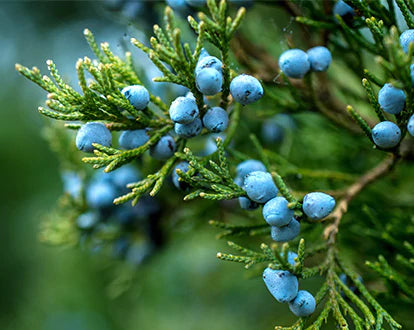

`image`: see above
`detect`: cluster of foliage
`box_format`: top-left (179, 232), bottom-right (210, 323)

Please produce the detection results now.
top-left (16, 0), bottom-right (414, 328)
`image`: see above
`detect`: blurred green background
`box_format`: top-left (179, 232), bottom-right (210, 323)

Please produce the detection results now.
top-left (1, 1), bottom-right (413, 330)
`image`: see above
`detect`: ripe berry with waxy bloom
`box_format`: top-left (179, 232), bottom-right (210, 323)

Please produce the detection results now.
top-left (169, 96), bottom-right (199, 124)
top-left (271, 218), bottom-right (300, 242)
top-left (263, 268), bottom-right (299, 303)
top-left (150, 135), bottom-right (176, 160)
top-left (195, 55), bottom-right (222, 75)
top-left (196, 68), bottom-right (223, 96)
top-left (303, 192), bottom-right (336, 221)
top-left (263, 196), bottom-right (294, 227)
top-left (400, 29), bottom-right (414, 53)
top-left (289, 290), bottom-right (316, 317)
top-left (307, 46), bottom-right (332, 72)
top-left (174, 118), bottom-right (203, 138)
top-left (278, 49), bottom-right (310, 78)
top-left (236, 159), bottom-right (266, 179)
top-left (203, 107), bottom-right (229, 132)
top-left (119, 129), bottom-right (149, 150)
top-left (372, 121), bottom-right (401, 149)
top-left (243, 171), bottom-right (278, 204)
top-left (378, 84), bottom-right (406, 115)
top-left (121, 85), bottom-right (150, 110)
top-left (230, 74), bottom-right (263, 105)
top-left (76, 122), bottom-right (112, 153)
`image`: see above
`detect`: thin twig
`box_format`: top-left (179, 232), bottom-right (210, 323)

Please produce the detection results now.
top-left (323, 153), bottom-right (399, 244)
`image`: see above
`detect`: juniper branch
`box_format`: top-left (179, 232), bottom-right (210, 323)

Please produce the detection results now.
top-left (323, 154), bottom-right (399, 243)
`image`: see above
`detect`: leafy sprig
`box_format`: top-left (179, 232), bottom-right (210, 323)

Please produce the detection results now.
top-left (188, 0), bottom-right (245, 106)
top-left (16, 30), bottom-right (168, 127)
top-left (16, 1), bottom-right (248, 207)
top-left (217, 239), bottom-right (309, 274)
top-left (114, 154), bottom-right (179, 206)
top-left (176, 137), bottom-right (246, 201)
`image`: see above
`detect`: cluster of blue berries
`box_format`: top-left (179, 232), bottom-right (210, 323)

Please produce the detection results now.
top-left (263, 254), bottom-right (316, 317)
top-left (119, 85), bottom-right (177, 159)
top-left (169, 96), bottom-right (203, 138)
top-left (63, 166), bottom-right (160, 263)
top-left (75, 45), bottom-right (264, 156)
top-left (76, 85), bottom-right (178, 160)
top-left (260, 192), bottom-right (334, 316)
top-left (195, 49), bottom-right (264, 106)
top-left (278, 46), bottom-right (332, 79)
top-left (234, 160), bottom-right (336, 243)
top-left (368, 29), bottom-right (414, 148)
top-left (168, 96), bottom-right (228, 139)
top-left (167, 50), bottom-right (263, 139)
top-left (372, 83), bottom-right (405, 149)
top-left (166, 51), bottom-right (230, 139)
top-left (232, 160), bottom-right (336, 315)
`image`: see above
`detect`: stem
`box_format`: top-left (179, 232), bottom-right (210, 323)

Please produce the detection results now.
top-left (323, 153), bottom-right (399, 244)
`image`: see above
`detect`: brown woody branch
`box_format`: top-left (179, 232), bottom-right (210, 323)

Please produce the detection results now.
top-left (323, 140), bottom-right (414, 243)
top-left (323, 153), bottom-right (399, 244)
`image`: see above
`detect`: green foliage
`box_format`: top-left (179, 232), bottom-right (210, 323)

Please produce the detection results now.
top-left (15, 0), bottom-right (414, 329)
top-left (361, 206), bottom-right (414, 303)
top-left (213, 215), bottom-right (402, 329)
top-left (176, 136), bottom-right (246, 201)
